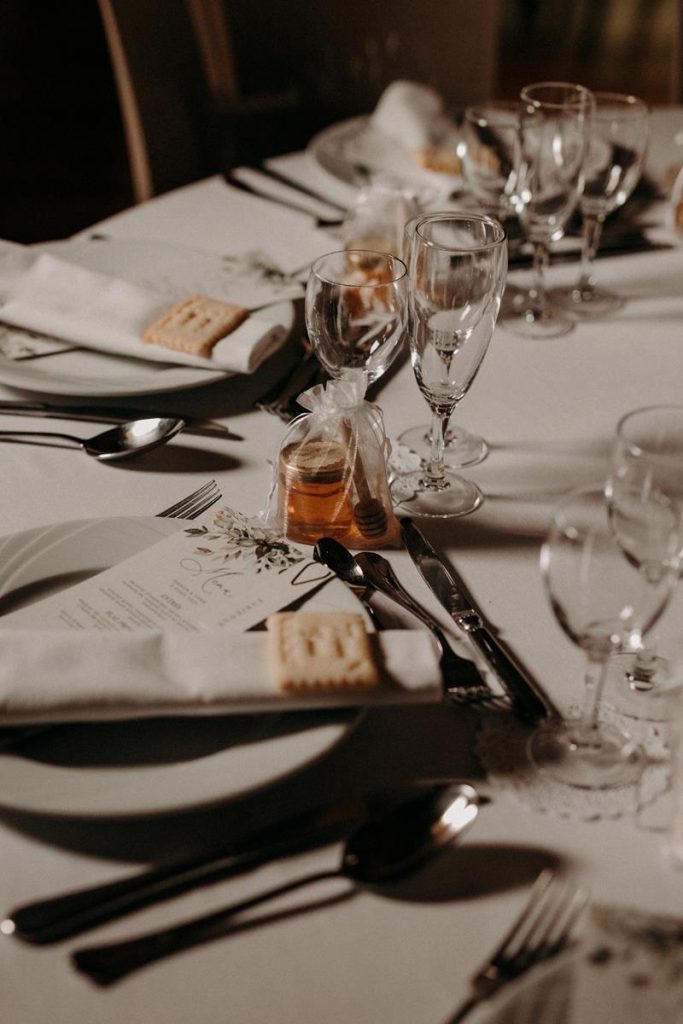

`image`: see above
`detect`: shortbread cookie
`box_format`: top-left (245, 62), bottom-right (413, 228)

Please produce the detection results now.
top-left (143, 295), bottom-right (249, 357)
top-left (267, 611), bottom-right (379, 692)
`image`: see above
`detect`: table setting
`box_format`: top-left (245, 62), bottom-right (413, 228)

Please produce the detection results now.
top-left (0, 73), bottom-right (683, 1024)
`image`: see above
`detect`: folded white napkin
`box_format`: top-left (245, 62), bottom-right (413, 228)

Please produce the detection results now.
top-left (0, 240), bottom-right (289, 374)
top-left (0, 629), bottom-right (442, 723)
top-left (371, 80), bottom-right (458, 151)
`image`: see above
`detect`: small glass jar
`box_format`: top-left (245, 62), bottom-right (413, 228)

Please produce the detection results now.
top-left (278, 438), bottom-right (353, 544)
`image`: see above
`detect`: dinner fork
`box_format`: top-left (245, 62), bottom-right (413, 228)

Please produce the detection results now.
top-left (446, 869), bottom-right (589, 1023)
top-left (156, 480), bottom-right (222, 520)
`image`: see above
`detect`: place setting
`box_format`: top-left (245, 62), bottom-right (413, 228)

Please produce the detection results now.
top-left (3, 28), bottom-right (683, 1021)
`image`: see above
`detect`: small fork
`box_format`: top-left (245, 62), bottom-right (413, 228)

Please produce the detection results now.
top-left (354, 552), bottom-right (502, 709)
top-left (446, 869), bottom-right (589, 1023)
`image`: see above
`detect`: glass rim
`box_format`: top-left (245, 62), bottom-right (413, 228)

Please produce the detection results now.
top-left (310, 250), bottom-right (407, 287)
top-left (589, 91), bottom-right (650, 117)
top-left (413, 212), bottom-right (507, 253)
top-left (616, 403), bottom-right (683, 455)
top-left (520, 80), bottom-right (593, 112)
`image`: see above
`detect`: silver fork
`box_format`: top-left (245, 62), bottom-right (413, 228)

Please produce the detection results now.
top-left (354, 552), bottom-right (502, 709)
top-left (446, 869), bottom-right (589, 1023)
top-left (156, 480), bottom-right (221, 520)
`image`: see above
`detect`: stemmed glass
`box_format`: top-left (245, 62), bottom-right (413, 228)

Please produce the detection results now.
top-left (391, 212), bottom-right (507, 518)
top-left (460, 101), bottom-right (521, 224)
top-left (397, 214), bottom-right (491, 469)
top-left (603, 405), bottom-right (683, 720)
top-left (552, 92), bottom-right (649, 317)
top-left (506, 81), bottom-right (592, 339)
top-left (528, 485), bottom-right (680, 789)
top-left (305, 250), bottom-right (408, 385)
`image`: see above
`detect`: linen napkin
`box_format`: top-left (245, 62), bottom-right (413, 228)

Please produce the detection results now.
top-left (371, 80), bottom-right (457, 151)
top-left (0, 628), bottom-right (441, 723)
top-left (0, 240), bottom-right (289, 373)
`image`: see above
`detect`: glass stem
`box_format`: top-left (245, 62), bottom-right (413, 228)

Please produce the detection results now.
top-left (580, 654), bottom-right (609, 735)
top-left (424, 412), bottom-right (448, 484)
top-left (530, 241), bottom-right (549, 313)
top-left (577, 214), bottom-right (604, 294)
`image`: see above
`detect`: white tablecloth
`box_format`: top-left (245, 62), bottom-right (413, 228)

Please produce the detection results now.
top-left (1, 113), bottom-right (683, 1024)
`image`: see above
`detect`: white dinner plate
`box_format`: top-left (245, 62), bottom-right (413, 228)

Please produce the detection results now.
top-left (0, 237), bottom-right (296, 397)
top-left (0, 516), bottom-right (358, 817)
top-left (308, 115), bottom-right (462, 195)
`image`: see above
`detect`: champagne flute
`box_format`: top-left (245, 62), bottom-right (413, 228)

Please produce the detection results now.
top-left (552, 93), bottom-right (649, 317)
top-left (528, 484), bottom-right (680, 789)
top-left (505, 81), bottom-right (592, 339)
top-left (391, 212), bottom-right (507, 518)
top-left (603, 405), bottom-right (683, 720)
top-left (397, 214), bottom-right (490, 468)
top-left (305, 250), bottom-right (408, 385)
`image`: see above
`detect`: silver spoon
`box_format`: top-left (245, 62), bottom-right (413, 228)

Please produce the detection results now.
top-left (313, 537), bottom-right (385, 629)
top-left (0, 416), bottom-right (186, 461)
top-left (71, 782), bottom-right (479, 986)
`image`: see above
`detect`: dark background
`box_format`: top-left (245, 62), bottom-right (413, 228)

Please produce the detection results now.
top-left (1, 0), bottom-right (680, 245)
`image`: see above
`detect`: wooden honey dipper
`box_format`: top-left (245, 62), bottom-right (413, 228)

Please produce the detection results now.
top-left (342, 419), bottom-right (387, 538)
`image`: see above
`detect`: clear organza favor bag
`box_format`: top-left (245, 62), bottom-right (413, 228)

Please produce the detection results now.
top-left (266, 369), bottom-right (400, 549)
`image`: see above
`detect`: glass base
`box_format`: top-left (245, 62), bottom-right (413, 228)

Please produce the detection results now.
top-left (527, 719), bottom-right (644, 790)
top-left (602, 651), bottom-right (672, 722)
top-left (549, 284), bottom-right (625, 319)
top-left (391, 469), bottom-right (483, 518)
top-left (502, 291), bottom-right (575, 338)
top-left (397, 423), bottom-right (489, 468)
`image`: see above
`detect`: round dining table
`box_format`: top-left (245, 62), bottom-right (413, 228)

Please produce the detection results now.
top-left (1, 108), bottom-right (683, 1024)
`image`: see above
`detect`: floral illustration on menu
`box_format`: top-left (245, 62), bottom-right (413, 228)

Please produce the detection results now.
top-left (184, 505), bottom-right (305, 574)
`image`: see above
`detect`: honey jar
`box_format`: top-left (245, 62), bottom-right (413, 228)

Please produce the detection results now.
top-left (278, 438), bottom-right (353, 544)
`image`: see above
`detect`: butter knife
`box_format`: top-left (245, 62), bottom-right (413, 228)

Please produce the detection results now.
top-left (399, 518), bottom-right (554, 723)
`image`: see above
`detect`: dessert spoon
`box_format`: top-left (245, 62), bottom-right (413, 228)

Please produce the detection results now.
top-left (0, 416), bottom-right (186, 461)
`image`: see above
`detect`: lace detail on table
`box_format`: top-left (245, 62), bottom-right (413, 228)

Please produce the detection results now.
top-left (475, 706), bottom-right (671, 821)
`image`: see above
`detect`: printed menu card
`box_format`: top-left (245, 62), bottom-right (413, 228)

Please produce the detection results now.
top-left (0, 506), bottom-right (328, 633)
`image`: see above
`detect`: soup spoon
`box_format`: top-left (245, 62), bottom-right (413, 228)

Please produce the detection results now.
top-left (71, 782), bottom-right (479, 985)
top-left (0, 416), bottom-right (186, 461)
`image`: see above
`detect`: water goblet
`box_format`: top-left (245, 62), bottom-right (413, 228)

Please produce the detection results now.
top-left (603, 405), bottom-right (683, 721)
top-left (397, 213), bottom-right (490, 468)
top-left (305, 250), bottom-right (408, 385)
top-left (391, 212), bottom-right (507, 518)
top-left (552, 92), bottom-right (649, 318)
top-left (528, 484), bottom-right (680, 789)
top-left (505, 81), bottom-right (593, 339)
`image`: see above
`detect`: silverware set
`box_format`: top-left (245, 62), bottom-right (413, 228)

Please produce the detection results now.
top-left (314, 531), bottom-right (552, 721)
top-left (4, 782), bottom-right (479, 986)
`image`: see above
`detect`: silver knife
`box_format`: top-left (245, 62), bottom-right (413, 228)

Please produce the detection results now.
top-left (399, 517), bottom-right (555, 723)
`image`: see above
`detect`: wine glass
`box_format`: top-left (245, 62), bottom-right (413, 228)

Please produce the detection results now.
top-left (552, 93), bottom-right (649, 318)
top-left (603, 405), bottom-right (683, 720)
top-left (460, 101), bottom-right (521, 224)
top-left (505, 81), bottom-right (592, 339)
top-left (397, 214), bottom-right (491, 468)
top-left (391, 212), bottom-right (507, 518)
top-left (528, 484), bottom-right (680, 789)
top-left (305, 250), bottom-right (408, 385)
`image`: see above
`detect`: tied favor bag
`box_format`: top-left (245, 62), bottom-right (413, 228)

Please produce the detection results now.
top-left (267, 369), bottom-right (400, 548)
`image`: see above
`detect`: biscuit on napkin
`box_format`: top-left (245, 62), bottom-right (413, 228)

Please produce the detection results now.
top-left (143, 294), bottom-right (249, 357)
top-left (267, 611), bottom-right (380, 692)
